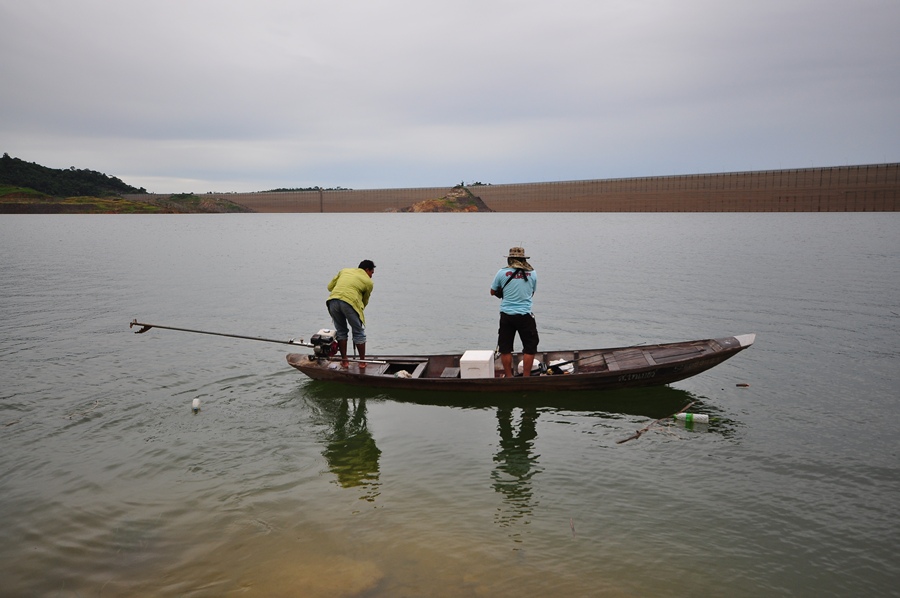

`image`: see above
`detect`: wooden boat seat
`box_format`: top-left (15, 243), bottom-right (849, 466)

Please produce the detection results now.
top-left (410, 362), bottom-right (427, 378)
top-left (366, 364), bottom-right (390, 376)
top-left (381, 360), bottom-right (428, 379)
top-left (607, 348), bottom-right (653, 370)
top-left (603, 353), bottom-right (620, 371)
top-left (440, 367), bottom-right (460, 378)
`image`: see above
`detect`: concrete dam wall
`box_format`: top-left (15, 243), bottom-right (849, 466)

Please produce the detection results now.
top-left (134, 163), bottom-right (900, 213)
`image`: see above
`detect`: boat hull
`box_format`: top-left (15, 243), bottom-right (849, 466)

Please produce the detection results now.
top-left (286, 334), bottom-right (754, 392)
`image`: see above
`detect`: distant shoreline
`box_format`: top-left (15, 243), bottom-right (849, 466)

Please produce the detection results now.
top-left (0, 192), bottom-right (252, 214)
top-left (3, 163), bottom-right (896, 213)
top-left (128, 163), bottom-right (900, 213)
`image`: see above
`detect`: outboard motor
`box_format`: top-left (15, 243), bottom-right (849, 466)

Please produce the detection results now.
top-left (309, 328), bottom-right (339, 358)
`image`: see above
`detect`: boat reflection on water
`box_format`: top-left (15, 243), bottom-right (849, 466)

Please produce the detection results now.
top-left (305, 396), bottom-right (382, 502)
top-left (300, 382), bottom-right (736, 518)
top-left (492, 405), bottom-right (540, 531)
top-left (301, 379), bottom-right (709, 419)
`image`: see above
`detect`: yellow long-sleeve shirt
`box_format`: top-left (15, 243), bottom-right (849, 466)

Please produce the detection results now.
top-left (327, 268), bottom-right (374, 324)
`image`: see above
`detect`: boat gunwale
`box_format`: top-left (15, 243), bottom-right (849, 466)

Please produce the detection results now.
top-left (285, 335), bottom-right (754, 392)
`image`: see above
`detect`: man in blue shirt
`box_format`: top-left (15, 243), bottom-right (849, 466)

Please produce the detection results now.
top-left (490, 246), bottom-right (539, 377)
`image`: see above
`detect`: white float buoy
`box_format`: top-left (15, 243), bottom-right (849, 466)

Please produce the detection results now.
top-left (192, 398), bottom-right (200, 413)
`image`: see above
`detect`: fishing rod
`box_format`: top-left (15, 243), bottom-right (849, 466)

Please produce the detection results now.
top-left (129, 319), bottom-right (313, 347)
top-left (130, 320), bottom-right (380, 363)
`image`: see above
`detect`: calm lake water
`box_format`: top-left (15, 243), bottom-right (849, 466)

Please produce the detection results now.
top-left (1, 213), bottom-right (898, 597)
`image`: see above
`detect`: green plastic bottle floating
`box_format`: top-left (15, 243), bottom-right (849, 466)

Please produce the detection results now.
top-left (675, 413), bottom-right (709, 424)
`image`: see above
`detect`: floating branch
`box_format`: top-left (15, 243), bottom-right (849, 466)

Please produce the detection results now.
top-left (616, 401), bottom-right (696, 444)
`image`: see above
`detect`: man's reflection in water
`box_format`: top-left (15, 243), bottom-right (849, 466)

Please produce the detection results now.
top-left (320, 398), bottom-right (381, 501)
top-left (492, 406), bottom-right (541, 529)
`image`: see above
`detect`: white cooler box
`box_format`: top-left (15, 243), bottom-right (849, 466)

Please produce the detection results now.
top-left (460, 350), bottom-right (496, 379)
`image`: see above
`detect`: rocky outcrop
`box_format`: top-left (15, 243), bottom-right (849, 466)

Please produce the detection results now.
top-left (400, 187), bottom-right (493, 212)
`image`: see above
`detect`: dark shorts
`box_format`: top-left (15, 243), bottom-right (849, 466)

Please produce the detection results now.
top-left (497, 312), bottom-right (539, 354)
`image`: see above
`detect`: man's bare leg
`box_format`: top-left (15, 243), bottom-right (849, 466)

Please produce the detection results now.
top-left (500, 353), bottom-right (513, 377)
top-left (521, 353), bottom-right (535, 377)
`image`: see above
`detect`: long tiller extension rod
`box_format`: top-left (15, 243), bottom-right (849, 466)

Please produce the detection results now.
top-left (129, 319), bottom-right (312, 347)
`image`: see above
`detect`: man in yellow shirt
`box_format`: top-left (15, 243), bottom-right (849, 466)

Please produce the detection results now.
top-left (326, 260), bottom-right (375, 367)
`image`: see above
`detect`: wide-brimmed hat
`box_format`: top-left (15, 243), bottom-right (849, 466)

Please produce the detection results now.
top-left (505, 246), bottom-right (533, 271)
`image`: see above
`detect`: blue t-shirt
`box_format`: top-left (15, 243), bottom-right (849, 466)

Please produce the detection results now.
top-left (492, 267), bottom-right (537, 315)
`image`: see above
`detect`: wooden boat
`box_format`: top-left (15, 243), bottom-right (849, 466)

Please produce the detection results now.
top-left (286, 333), bottom-right (755, 392)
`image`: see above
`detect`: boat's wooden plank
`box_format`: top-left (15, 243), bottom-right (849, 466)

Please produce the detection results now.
top-left (440, 366), bottom-right (460, 378)
top-left (603, 353), bottom-right (620, 371)
top-left (575, 351), bottom-right (607, 371)
top-left (648, 346), bottom-right (705, 364)
top-left (608, 348), bottom-right (651, 370)
top-left (411, 362), bottom-right (427, 378)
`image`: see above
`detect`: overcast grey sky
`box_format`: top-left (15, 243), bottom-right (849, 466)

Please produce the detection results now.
top-left (2, 0), bottom-right (898, 193)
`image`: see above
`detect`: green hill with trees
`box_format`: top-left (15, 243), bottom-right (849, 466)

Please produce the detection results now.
top-left (0, 153), bottom-right (147, 197)
top-left (0, 154), bottom-right (252, 213)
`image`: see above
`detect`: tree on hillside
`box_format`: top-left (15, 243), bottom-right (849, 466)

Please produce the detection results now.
top-left (0, 153), bottom-right (147, 196)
